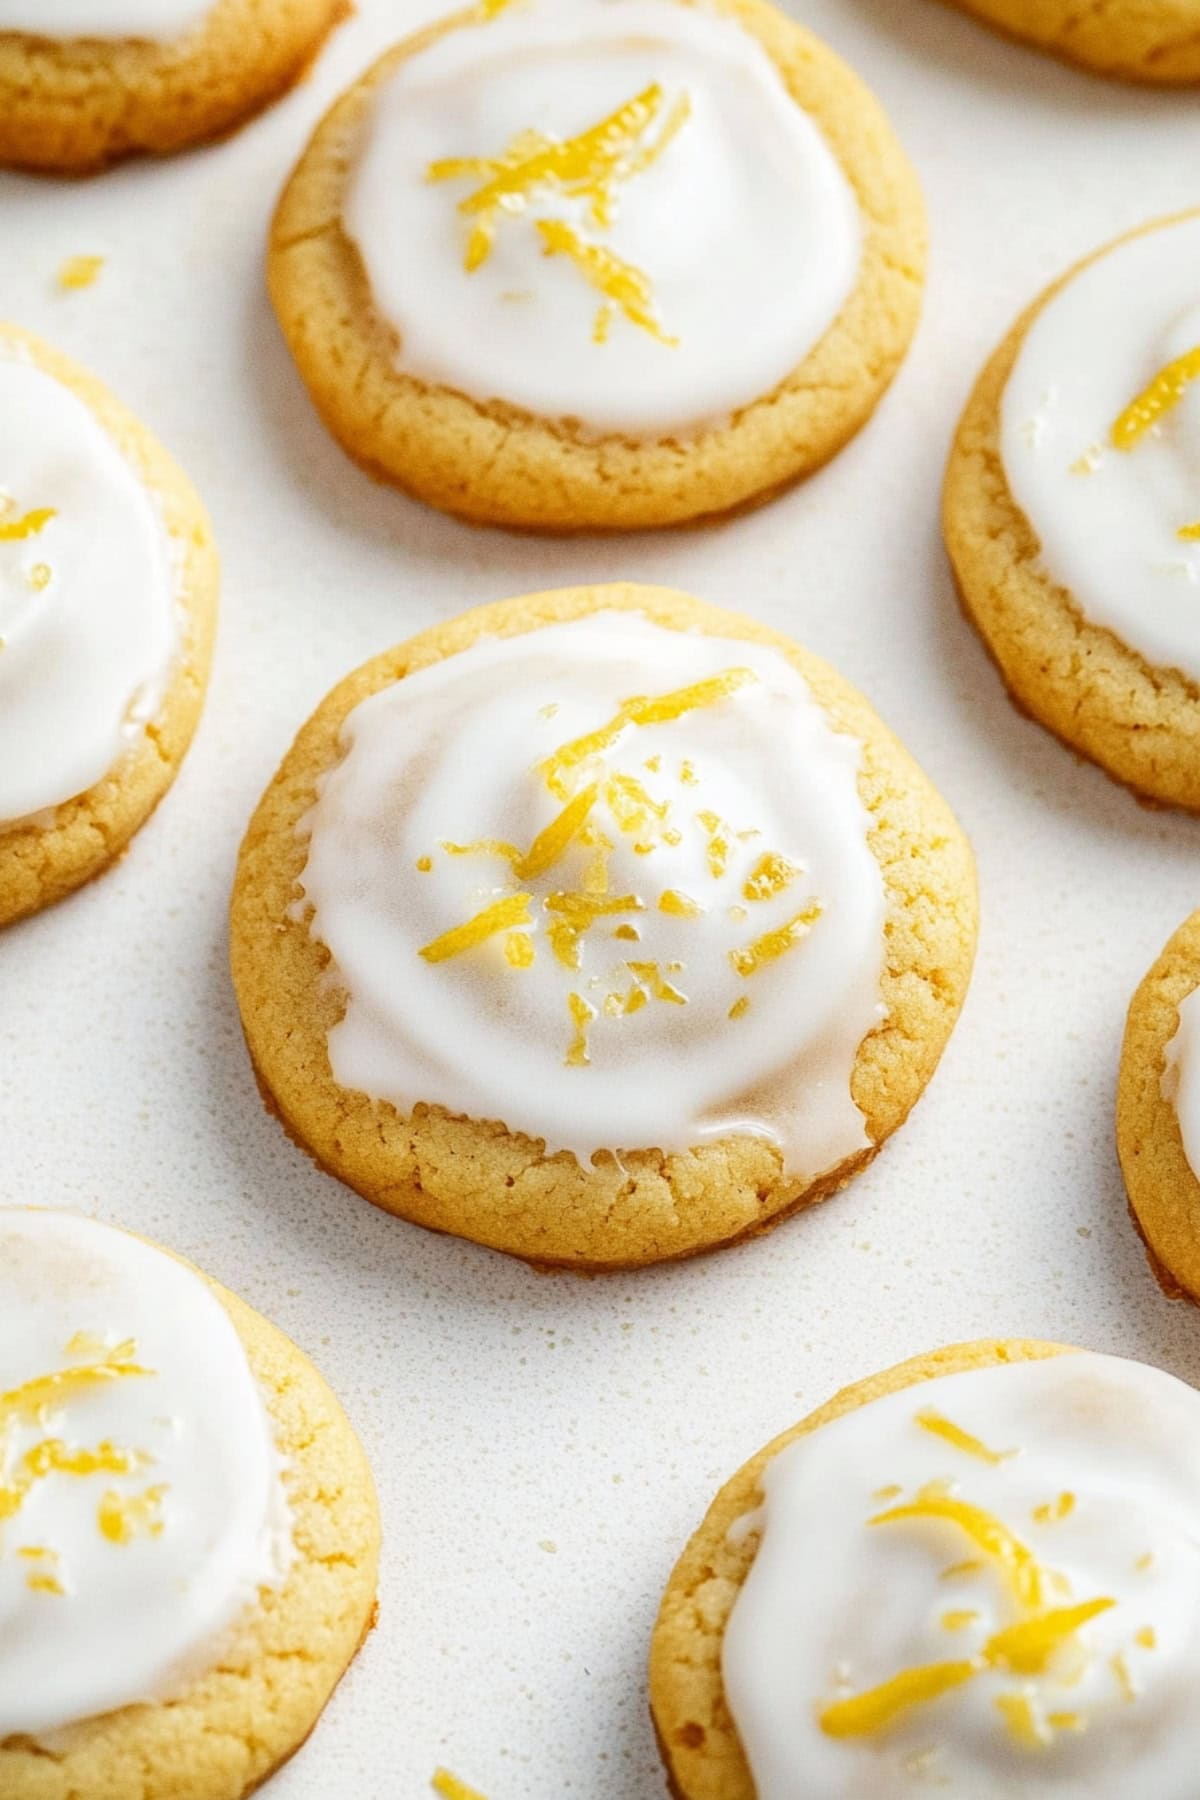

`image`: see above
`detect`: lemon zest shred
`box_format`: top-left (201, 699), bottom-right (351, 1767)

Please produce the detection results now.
top-left (742, 851), bottom-right (800, 904)
top-left (728, 996), bottom-right (750, 1020)
top-left (440, 838), bottom-right (523, 864)
top-left (566, 992), bottom-right (596, 1066)
top-left (986, 1599), bottom-right (1115, 1675)
top-left (539, 668), bottom-right (755, 794)
top-left (995, 1692), bottom-right (1046, 1748)
top-left (1032, 1492), bottom-right (1075, 1525)
top-left (58, 255), bottom-right (104, 291)
top-left (819, 1659), bottom-right (977, 1739)
top-left (504, 932), bottom-right (535, 969)
top-left (97, 1482), bottom-right (168, 1545)
top-left (730, 904), bottom-right (822, 978)
top-left (1111, 346), bottom-right (1200, 448)
top-left (941, 1609), bottom-right (979, 1632)
top-left (432, 1770), bottom-right (489, 1800)
top-left (1135, 1626), bottom-right (1157, 1650)
top-left (418, 893), bottom-right (532, 963)
top-left (0, 1359), bottom-right (153, 1433)
top-left (516, 783), bottom-right (598, 880)
top-left (0, 507), bottom-right (56, 542)
top-left (870, 1493), bottom-right (1045, 1612)
top-left (658, 889), bottom-right (703, 918)
top-left (1178, 520), bottom-right (1200, 541)
top-left (548, 920), bottom-right (582, 970)
top-left (627, 960), bottom-right (687, 1005)
top-left (915, 1409), bottom-right (1012, 1465)
top-left (536, 219), bottom-right (675, 346)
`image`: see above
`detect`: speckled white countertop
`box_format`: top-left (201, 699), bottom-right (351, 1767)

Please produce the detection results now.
top-left (2, 3), bottom-right (1200, 1795)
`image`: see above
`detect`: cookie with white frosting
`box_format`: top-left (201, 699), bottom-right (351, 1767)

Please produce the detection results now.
top-left (0, 0), bottom-right (347, 174)
top-left (945, 208), bottom-right (1200, 811)
top-left (230, 584), bottom-right (976, 1270)
top-left (1117, 910), bottom-right (1200, 1301)
top-left (267, 0), bottom-right (926, 532)
top-left (0, 1208), bottom-right (379, 1800)
top-left (0, 327), bottom-right (218, 928)
top-left (939, 0), bottom-right (1200, 84)
top-left (651, 1338), bottom-right (1200, 1799)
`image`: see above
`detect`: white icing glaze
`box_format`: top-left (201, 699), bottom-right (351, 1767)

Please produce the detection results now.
top-left (298, 611), bottom-right (886, 1173)
top-left (0, 1209), bottom-right (292, 1738)
top-left (0, 346), bottom-right (179, 829)
top-left (1162, 985), bottom-right (1200, 1181)
top-left (0, 0), bottom-right (212, 41)
top-left (1001, 214), bottom-right (1200, 685)
top-left (723, 1352), bottom-right (1200, 1798)
top-left (342, 0), bottom-right (861, 437)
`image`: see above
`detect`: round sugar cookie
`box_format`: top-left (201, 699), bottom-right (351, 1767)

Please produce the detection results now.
top-left (0, 0), bottom-right (348, 175)
top-left (940, 0), bottom-right (1200, 84)
top-left (267, 0), bottom-right (927, 533)
top-left (1118, 910), bottom-right (1200, 1302)
top-left (230, 583), bottom-right (977, 1272)
top-left (0, 326), bottom-right (218, 928)
top-left (650, 1338), bottom-right (1200, 1799)
top-left (0, 1207), bottom-right (379, 1800)
top-left (944, 209), bottom-right (1200, 811)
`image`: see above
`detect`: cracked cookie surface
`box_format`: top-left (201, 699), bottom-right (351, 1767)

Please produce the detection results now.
top-left (0, 0), bottom-right (347, 174)
top-left (0, 327), bottom-right (218, 929)
top-left (266, 0), bottom-right (927, 534)
top-left (229, 583), bottom-right (977, 1272)
top-left (0, 1245), bottom-right (380, 1800)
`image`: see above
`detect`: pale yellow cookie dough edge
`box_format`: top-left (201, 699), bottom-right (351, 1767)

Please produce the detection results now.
top-left (649, 1335), bottom-right (1072, 1800)
top-left (266, 0), bottom-right (927, 533)
top-left (939, 0), bottom-right (1200, 85)
top-left (230, 581), bottom-right (979, 1273)
top-left (0, 1214), bottom-right (381, 1800)
top-left (0, 0), bottom-right (350, 175)
top-left (1118, 909), bottom-right (1200, 1303)
top-left (943, 207), bottom-right (1200, 814)
top-left (0, 325), bottom-right (219, 929)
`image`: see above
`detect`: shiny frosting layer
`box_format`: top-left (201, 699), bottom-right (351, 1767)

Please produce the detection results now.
top-left (0, 1), bottom-right (212, 39)
top-left (1163, 985), bottom-right (1200, 1180)
top-left (299, 611), bottom-right (886, 1171)
top-left (723, 1352), bottom-right (1200, 1798)
top-left (0, 348), bottom-right (179, 828)
top-left (0, 1210), bottom-right (291, 1739)
top-left (1001, 214), bottom-right (1200, 685)
top-left (342, 0), bottom-right (860, 437)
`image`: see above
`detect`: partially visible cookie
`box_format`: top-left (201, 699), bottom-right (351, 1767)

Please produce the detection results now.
top-left (0, 326), bottom-right (218, 928)
top-left (0, 1207), bottom-right (380, 1800)
top-left (939, 0), bottom-right (1200, 83)
top-left (945, 208), bottom-right (1200, 811)
top-left (0, 0), bottom-right (347, 174)
top-left (650, 1338), bottom-right (1200, 1799)
top-left (268, 0), bottom-right (926, 533)
top-left (230, 583), bottom-right (976, 1271)
top-left (1118, 911), bottom-right (1200, 1301)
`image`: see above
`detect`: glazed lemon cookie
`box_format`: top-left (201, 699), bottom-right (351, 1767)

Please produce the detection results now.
top-left (0, 0), bottom-right (347, 175)
top-left (939, 0), bottom-right (1200, 84)
top-left (267, 0), bottom-right (926, 533)
top-left (230, 584), bottom-right (976, 1271)
top-left (0, 327), bottom-right (218, 928)
top-left (0, 1207), bottom-right (379, 1800)
top-left (651, 1337), bottom-right (1200, 1798)
top-left (1117, 911), bottom-right (1200, 1301)
top-left (945, 209), bottom-right (1200, 811)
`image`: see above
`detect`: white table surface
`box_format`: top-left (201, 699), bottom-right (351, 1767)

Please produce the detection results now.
top-left (3, 3), bottom-right (1200, 1795)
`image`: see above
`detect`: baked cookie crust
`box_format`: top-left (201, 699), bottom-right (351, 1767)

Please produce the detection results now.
top-left (0, 1239), bottom-right (381, 1800)
top-left (267, 0), bottom-right (927, 534)
top-left (648, 1337), bottom-right (1070, 1800)
top-left (943, 209), bottom-right (1200, 814)
top-left (939, 0), bottom-right (1200, 84)
top-left (230, 582), bottom-right (977, 1271)
top-left (0, 326), bottom-right (219, 929)
top-left (1118, 911), bottom-right (1200, 1302)
top-left (0, 0), bottom-right (348, 175)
